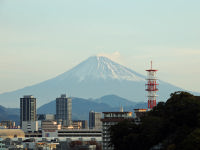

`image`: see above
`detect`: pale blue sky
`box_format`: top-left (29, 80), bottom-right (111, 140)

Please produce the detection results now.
top-left (0, 0), bottom-right (200, 93)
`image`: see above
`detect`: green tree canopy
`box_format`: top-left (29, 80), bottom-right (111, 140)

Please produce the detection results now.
top-left (109, 91), bottom-right (200, 150)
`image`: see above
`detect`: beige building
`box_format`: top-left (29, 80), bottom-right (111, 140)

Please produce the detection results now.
top-left (0, 129), bottom-right (25, 139)
top-left (42, 120), bottom-right (61, 137)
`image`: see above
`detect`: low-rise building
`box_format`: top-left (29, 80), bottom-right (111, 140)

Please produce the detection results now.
top-left (22, 121), bottom-right (38, 133)
top-left (42, 120), bottom-right (61, 137)
top-left (134, 108), bottom-right (148, 123)
top-left (0, 121), bottom-right (16, 129)
top-left (101, 111), bottom-right (133, 150)
top-left (58, 129), bottom-right (102, 139)
top-left (0, 129), bottom-right (25, 139)
top-left (0, 138), bottom-right (6, 150)
top-left (72, 121), bottom-right (82, 129)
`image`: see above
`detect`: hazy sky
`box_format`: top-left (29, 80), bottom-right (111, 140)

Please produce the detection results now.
top-left (0, 0), bottom-right (200, 93)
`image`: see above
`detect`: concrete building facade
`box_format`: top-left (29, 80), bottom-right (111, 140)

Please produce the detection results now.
top-left (72, 120), bottom-right (88, 129)
top-left (56, 94), bottom-right (72, 127)
top-left (37, 114), bottom-right (55, 121)
top-left (0, 120), bottom-right (15, 129)
top-left (20, 95), bottom-right (38, 132)
top-left (42, 120), bottom-right (61, 137)
top-left (101, 112), bottom-right (133, 150)
top-left (20, 95), bottom-right (36, 125)
top-left (89, 111), bottom-right (102, 129)
top-left (22, 121), bottom-right (38, 133)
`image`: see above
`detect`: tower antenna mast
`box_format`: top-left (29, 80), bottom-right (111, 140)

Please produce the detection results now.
top-left (145, 61), bottom-right (158, 109)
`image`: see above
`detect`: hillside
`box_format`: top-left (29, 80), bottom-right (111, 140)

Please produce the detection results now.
top-left (0, 105), bottom-right (19, 125)
top-left (0, 94), bottom-right (143, 123)
top-left (109, 92), bottom-right (200, 150)
top-left (0, 56), bottom-right (186, 107)
top-left (38, 95), bottom-right (140, 120)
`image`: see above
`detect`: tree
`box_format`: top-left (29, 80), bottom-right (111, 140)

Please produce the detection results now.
top-left (109, 91), bottom-right (200, 150)
top-left (179, 128), bottom-right (200, 150)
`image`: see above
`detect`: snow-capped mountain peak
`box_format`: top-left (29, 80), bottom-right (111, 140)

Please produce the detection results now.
top-left (59, 56), bottom-right (145, 82)
top-left (0, 55), bottom-right (186, 107)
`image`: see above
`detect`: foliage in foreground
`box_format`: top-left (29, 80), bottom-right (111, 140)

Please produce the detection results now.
top-left (109, 91), bottom-right (200, 150)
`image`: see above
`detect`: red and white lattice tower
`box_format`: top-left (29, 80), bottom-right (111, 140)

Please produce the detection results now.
top-left (146, 61), bottom-right (158, 109)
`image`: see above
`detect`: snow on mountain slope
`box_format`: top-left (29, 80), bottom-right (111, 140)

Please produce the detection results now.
top-left (0, 55), bottom-right (187, 107)
top-left (57, 56), bottom-right (145, 82)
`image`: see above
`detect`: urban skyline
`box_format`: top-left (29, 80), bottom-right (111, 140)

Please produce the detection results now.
top-left (0, 1), bottom-right (199, 149)
top-left (0, 1), bottom-right (200, 95)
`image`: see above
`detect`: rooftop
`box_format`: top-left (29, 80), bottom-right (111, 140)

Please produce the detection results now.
top-left (102, 112), bottom-right (132, 114)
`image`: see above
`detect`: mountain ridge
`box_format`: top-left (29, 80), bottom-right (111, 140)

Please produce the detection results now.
top-left (0, 94), bottom-right (139, 122)
top-left (94, 94), bottom-right (136, 108)
top-left (56, 56), bottom-right (145, 82)
top-left (0, 56), bottom-right (190, 107)
top-left (37, 94), bottom-right (143, 121)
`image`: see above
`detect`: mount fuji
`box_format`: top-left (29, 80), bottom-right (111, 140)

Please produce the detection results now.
top-left (0, 56), bottom-right (184, 107)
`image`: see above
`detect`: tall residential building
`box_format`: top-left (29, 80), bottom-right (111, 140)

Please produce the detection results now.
top-left (101, 111), bottom-right (133, 150)
top-left (20, 95), bottom-right (38, 132)
top-left (20, 95), bottom-right (36, 125)
top-left (56, 94), bottom-right (72, 127)
top-left (89, 111), bottom-right (102, 129)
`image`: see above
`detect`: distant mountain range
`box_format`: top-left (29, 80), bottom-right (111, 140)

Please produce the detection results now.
top-left (37, 94), bottom-right (143, 120)
top-left (0, 95), bottom-right (147, 122)
top-left (0, 56), bottom-right (190, 107)
top-left (94, 95), bottom-right (137, 108)
top-left (0, 105), bottom-right (19, 124)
